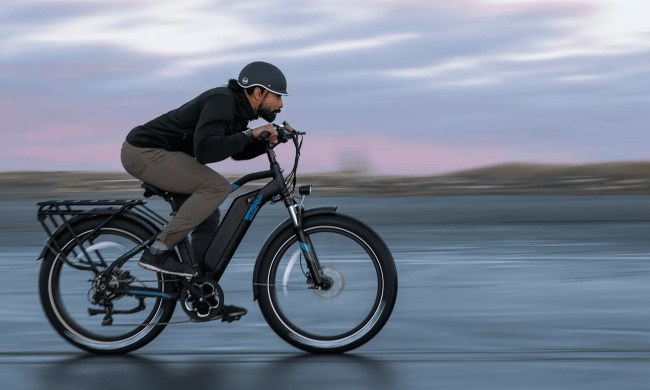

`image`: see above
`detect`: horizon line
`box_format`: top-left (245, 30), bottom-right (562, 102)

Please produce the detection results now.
top-left (2, 159), bottom-right (649, 178)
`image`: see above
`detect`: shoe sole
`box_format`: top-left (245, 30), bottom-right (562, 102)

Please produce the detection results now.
top-left (220, 309), bottom-right (247, 323)
top-left (138, 261), bottom-right (196, 278)
top-left (221, 307), bottom-right (248, 317)
top-left (188, 310), bottom-right (248, 323)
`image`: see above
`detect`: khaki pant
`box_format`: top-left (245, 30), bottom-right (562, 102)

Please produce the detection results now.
top-left (120, 141), bottom-right (230, 258)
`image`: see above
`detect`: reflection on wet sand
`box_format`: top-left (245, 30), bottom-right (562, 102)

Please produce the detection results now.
top-left (35, 352), bottom-right (395, 390)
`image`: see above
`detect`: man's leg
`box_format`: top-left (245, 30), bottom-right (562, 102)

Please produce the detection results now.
top-left (137, 148), bottom-right (230, 249)
top-left (191, 208), bottom-right (221, 266)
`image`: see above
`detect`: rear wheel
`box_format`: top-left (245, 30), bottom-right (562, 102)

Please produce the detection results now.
top-left (39, 217), bottom-right (177, 354)
top-left (257, 214), bottom-right (398, 353)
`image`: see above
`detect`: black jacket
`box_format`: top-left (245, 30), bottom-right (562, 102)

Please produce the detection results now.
top-left (126, 81), bottom-right (266, 164)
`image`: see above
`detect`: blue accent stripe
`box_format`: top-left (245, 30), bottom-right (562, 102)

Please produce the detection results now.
top-left (299, 242), bottom-right (311, 252)
top-left (131, 290), bottom-right (172, 298)
top-left (244, 193), bottom-right (263, 221)
top-left (230, 183), bottom-right (240, 192)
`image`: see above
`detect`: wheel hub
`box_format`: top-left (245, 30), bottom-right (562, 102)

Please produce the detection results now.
top-left (312, 266), bottom-right (345, 299)
top-left (90, 268), bottom-right (132, 305)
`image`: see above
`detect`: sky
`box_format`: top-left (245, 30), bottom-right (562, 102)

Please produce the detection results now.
top-left (1, 0), bottom-right (649, 175)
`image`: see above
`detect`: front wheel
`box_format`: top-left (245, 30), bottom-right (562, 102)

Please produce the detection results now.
top-left (257, 214), bottom-right (398, 353)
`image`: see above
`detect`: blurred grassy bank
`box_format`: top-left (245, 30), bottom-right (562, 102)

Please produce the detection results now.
top-left (1, 161), bottom-right (649, 199)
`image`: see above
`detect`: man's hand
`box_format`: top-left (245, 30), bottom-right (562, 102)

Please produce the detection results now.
top-left (250, 124), bottom-right (278, 144)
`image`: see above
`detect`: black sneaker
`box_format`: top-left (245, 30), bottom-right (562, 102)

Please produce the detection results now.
top-left (220, 305), bottom-right (248, 322)
top-left (138, 248), bottom-right (197, 277)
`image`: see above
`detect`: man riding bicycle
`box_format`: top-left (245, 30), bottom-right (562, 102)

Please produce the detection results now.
top-left (120, 61), bottom-right (292, 287)
top-left (39, 61), bottom-right (397, 349)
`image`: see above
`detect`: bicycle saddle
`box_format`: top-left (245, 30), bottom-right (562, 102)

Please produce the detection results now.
top-left (141, 182), bottom-right (167, 198)
top-left (141, 183), bottom-right (187, 199)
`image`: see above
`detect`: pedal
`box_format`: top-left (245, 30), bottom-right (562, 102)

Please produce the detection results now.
top-left (220, 306), bottom-right (247, 323)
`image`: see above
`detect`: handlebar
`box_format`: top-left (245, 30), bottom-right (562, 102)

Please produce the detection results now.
top-left (259, 122), bottom-right (306, 143)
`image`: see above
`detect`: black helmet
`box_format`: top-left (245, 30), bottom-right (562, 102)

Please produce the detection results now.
top-left (237, 61), bottom-right (288, 96)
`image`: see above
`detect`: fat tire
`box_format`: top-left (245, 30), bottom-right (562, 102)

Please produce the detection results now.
top-left (38, 216), bottom-right (176, 354)
top-left (256, 213), bottom-right (398, 353)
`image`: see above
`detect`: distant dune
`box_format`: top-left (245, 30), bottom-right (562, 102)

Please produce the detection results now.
top-left (446, 161), bottom-right (650, 181)
top-left (1, 161), bottom-right (649, 199)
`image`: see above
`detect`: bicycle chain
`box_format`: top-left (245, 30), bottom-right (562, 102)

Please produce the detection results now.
top-left (103, 282), bottom-right (308, 327)
top-left (109, 316), bottom-right (220, 327)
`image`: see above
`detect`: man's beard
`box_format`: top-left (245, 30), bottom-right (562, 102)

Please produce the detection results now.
top-left (258, 100), bottom-right (280, 122)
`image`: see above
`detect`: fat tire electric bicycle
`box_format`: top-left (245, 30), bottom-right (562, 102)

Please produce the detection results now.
top-left (36, 125), bottom-right (398, 354)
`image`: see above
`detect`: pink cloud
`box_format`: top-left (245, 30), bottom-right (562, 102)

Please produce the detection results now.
top-left (296, 135), bottom-right (585, 175)
top-left (2, 133), bottom-right (588, 175)
top-left (21, 124), bottom-right (99, 143)
top-left (299, 136), bottom-right (473, 174)
top-left (5, 142), bottom-right (123, 171)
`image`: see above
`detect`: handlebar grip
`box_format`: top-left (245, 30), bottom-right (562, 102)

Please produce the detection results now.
top-left (259, 131), bottom-right (270, 140)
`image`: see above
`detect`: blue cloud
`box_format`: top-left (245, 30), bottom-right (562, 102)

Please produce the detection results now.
top-left (1, 0), bottom-right (649, 172)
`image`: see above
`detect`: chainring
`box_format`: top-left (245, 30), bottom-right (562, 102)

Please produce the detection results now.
top-left (180, 277), bottom-right (224, 322)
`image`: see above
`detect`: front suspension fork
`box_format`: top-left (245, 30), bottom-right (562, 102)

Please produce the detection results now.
top-left (287, 204), bottom-right (330, 289)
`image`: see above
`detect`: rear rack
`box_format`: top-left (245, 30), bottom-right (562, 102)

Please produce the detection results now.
top-left (37, 199), bottom-right (167, 261)
top-left (38, 199), bottom-right (145, 215)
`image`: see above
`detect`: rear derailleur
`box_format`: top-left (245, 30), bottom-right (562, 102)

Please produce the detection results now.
top-left (88, 268), bottom-right (145, 326)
